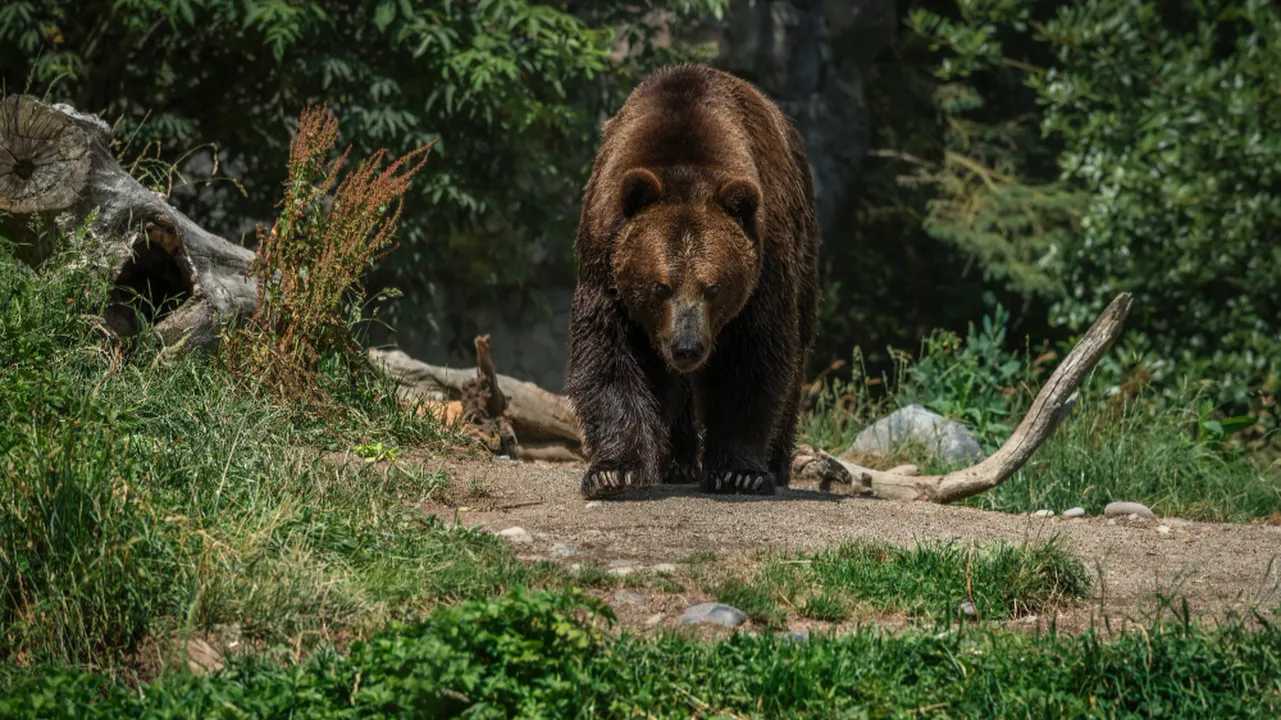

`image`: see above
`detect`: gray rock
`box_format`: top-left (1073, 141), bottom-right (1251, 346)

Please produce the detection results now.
top-left (1032, 509), bottom-right (1054, 518)
top-left (497, 526), bottom-right (533, 544)
top-left (679, 602), bottom-right (748, 628)
top-left (1105, 501), bottom-right (1155, 520)
top-left (1062, 507), bottom-right (1087, 519)
top-left (550, 543), bottom-right (577, 559)
top-left (644, 613), bottom-right (665, 627)
top-left (958, 600), bottom-right (978, 618)
top-left (846, 404), bottom-right (982, 464)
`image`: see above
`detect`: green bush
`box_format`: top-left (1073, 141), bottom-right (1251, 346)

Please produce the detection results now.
top-left (4, 590), bottom-right (1281, 718)
top-left (908, 0), bottom-right (1281, 430)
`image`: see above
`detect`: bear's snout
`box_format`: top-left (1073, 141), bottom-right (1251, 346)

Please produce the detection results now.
top-left (665, 303), bottom-right (710, 373)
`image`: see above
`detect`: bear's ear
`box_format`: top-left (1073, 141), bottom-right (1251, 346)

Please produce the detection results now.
top-left (620, 168), bottom-right (663, 218)
top-left (717, 178), bottom-right (761, 237)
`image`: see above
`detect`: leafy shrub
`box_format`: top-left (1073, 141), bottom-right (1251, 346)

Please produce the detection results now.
top-left (908, 0), bottom-right (1281, 434)
top-left (221, 105), bottom-right (428, 401)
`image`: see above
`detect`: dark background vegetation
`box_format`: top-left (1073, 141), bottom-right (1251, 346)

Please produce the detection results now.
top-left (2, 0), bottom-right (1277, 439)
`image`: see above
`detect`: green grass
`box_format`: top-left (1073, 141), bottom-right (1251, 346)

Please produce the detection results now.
top-left (0, 236), bottom-right (541, 671)
top-left (802, 311), bottom-right (1281, 522)
top-left (4, 590), bottom-right (1280, 719)
top-left (713, 538), bottom-right (1091, 628)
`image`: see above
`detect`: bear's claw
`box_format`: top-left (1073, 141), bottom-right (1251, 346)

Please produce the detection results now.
top-left (701, 470), bottom-right (776, 496)
top-left (580, 468), bottom-right (639, 499)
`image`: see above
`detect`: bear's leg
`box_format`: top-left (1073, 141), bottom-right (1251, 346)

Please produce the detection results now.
top-left (769, 377), bottom-right (803, 487)
top-left (566, 284), bottom-right (670, 499)
top-left (696, 328), bottom-right (789, 496)
top-left (663, 383), bottom-right (701, 484)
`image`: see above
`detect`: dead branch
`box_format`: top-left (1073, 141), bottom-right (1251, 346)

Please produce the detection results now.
top-left (795, 293), bottom-right (1133, 502)
top-left (0, 95), bottom-right (256, 347)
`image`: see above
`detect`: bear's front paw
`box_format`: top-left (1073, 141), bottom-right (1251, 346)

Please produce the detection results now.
top-left (580, 467), bottom-right (644, 499)
top-left (663, 462), bottom-right (701, 485)
top-left (700, 469), bottom-right (776, 496)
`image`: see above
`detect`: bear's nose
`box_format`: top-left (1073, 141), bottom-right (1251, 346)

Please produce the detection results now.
top-left (671, 339), bottom-right (706, 365)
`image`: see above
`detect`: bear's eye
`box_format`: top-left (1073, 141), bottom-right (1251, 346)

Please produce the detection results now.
top-left (653, 282), bottom-right (673, 299)
top-left (704, 283), bottom-right (720, 299)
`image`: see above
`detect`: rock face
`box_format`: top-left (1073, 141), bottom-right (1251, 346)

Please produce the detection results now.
top-left (846, 404), bottom-right (984, 464)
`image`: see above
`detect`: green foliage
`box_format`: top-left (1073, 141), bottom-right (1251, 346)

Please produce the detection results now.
top-left (897, 304), bottom-right (1042, 449)
top-left (6, 590), bottom-right (1281, 719)
top-left (714, 538), bottom-right (1089, 629)
top-left (0, 0), bottom-right (726, 329)
top-left (908, 0), bottom-right (1281, 428)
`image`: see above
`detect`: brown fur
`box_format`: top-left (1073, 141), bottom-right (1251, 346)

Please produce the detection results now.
top-left (566, 64), bottom-right (819, 498)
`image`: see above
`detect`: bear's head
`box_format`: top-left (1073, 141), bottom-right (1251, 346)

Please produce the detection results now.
top-left (609, 166), bottom-right (762, 374)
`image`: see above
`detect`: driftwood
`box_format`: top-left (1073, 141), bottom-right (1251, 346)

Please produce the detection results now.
top-left (0, 95), bottom-right (257, 346)
top-left (792, 293), bottom-right (1134, 502)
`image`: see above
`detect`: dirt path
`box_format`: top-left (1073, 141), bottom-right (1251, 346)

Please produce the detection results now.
top-left (421, 457), bottom-right (1281, 635)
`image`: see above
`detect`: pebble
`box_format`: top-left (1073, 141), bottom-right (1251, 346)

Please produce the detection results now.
top-left (958, 601), bottom-right (978, 618)
top-left (584, 501), bottom-right (603, 509)
top-left (612, 590), bottom-right (647, 606)
top-left (185, 638), bottom-right (224, 676)
top-left (1062, 507), bottom-right (1087, 519)
top-left (1107, 519), bottom-right (1117, 526)
top-left (650, 563), bottom-right (678, 574)
top-left (550, 543), bottom-right (578, 559)
top-left (679, 602), bottom-right (748, 628)
top-left (1104, 501), bottom-right (1155, 520)
top-left (1032, 509), bottom-right (1054, 518)
top-left (497, 526), bottom-right (533, 544)
top-left (1156, 525), bottom-right (1171, 535)
top-left (644, 613), bottom-right (665, 627)
top-left (608, 559), bottom-right (642, 577)
top-left (780, 629), bottom-right (810, 642)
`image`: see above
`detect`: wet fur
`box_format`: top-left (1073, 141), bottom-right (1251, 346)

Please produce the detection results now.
top-left (567, 64), bottom-right (819, 499)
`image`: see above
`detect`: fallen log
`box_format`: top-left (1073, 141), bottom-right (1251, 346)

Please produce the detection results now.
top-left (0, 95), bottom-right (256, 347)
top-left (368, 347), bottom-right (583, 451)
top-left (792, 293), bottom-right (1133, 502)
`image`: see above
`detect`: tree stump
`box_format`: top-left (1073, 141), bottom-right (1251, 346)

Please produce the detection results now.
top-left (0, 95), bottom-right (257, 347)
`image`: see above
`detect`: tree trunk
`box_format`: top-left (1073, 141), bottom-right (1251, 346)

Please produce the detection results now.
top-left (0, 95), bottom-right (256, 347)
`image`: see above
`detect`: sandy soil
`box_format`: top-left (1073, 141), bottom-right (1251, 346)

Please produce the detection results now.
top-left (418, 456), bottom-right (1281, 636)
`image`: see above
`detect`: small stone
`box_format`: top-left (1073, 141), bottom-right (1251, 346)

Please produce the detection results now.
top-left (185, 638), bottom-right (224, 676)
top-left (780, 629), bottom-right (810, 642)
top-left (1107, 519), bottom-right (1117, 526)
top-left (958, 601), bottom-right (978, 618)
top-left (550, 543), bottom-right (578, 558)
top-left (1032, 509), bottom-right (1054, 518)
top-left (650, 563), bottom-right (678, 574)
top-left (584, 501), bottom-right (603, 509)
top-left (612, 590), bottom-right (647, 606)
top-left (1156, 525), bottom-right (1171, 535)
top-left (644, 613), bottom-right (665, 627)
top-left (1062, 507), bottom-right (1087, 519)
top-left (679, 602), bottom-right (748, 628)
top-left (607, 559), bottom-right (641, 577)
top-left (497, 526), bottom-right (533, 544)
top-left (1104, 501), bottom-right (1155, 520)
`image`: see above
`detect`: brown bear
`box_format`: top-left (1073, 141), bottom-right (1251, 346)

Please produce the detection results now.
top-left (566, 63), bottom-right (818, 499)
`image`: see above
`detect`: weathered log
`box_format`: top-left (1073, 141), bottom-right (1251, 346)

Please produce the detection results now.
top-left (0, 95), bottom-right (256, 346)
top-left (368, 347), bottom-right (582, 450)
top-left (792, 293), bottom-right (1134, 502)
